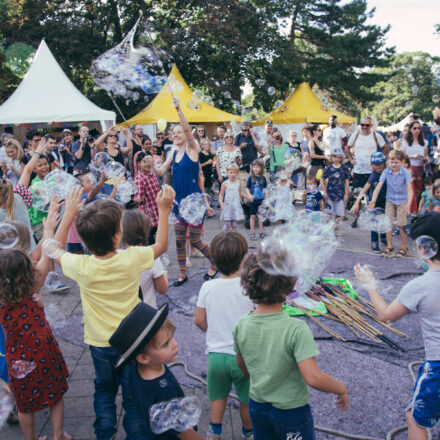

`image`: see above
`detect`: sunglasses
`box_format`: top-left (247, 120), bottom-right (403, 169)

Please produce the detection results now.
top-left (361, 124), bottom-right (371, 128)
top-left (224, 136), bottom-right (233, 139)
top-left (242, 129), bottom-right (250, 132)
top-left (412, 126), bottom-right (421, 130)
top-left (108, 134), bottom-right (118, 138)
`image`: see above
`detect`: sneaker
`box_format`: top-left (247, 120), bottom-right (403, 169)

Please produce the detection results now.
top-left (186, 258), bottom-right (192, 268)
top-left (249, 233), bottom-right (257, 241)
top-left (259, 232), bottom-right (266, 239)
top-left (7, 405), bottom-right (19, 424)
top-left (371, 243), bottom-right (380, 252)
top-left (241, 434), bottom-right (254, 440)
top-left (206, 430), bottom-right (223, 440)
top-left (335, 227), bottom-right (342, 237)
top-left (351, 219), bottom-right (358, 228)
top-left (393, 227), bottom-right (400, 236)
top-left (46, 272), bottom-right (69, 292)
top-left (50, 283), bottom-right (69, 292)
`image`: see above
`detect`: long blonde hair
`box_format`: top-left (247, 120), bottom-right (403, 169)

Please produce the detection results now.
top-left (0, 179), bottom-right (14, 220)
top-left (5, 139), bottom-right (24, 160)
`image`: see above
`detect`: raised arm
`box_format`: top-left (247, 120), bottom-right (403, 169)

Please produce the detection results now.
top-left (119, 126), bottom-right (133, 155)
top-left (95, 127), bottom-right (113, 150)
top-left (18, 140), bottom-right (47, 187)
top-left (173, 97), bottom-right (198, 152)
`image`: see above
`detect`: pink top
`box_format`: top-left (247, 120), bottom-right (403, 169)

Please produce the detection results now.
top-left (67, 218), bottom-right (82, 244)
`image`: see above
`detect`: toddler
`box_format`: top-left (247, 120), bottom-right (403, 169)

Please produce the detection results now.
top-left (302, 175), bottom-right (324, 212)
top-left (273, 171), bottom-right (296, 224)
top-left (245, 159), bottom-right (267, 240)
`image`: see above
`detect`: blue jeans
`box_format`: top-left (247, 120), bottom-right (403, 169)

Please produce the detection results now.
top-left (90, 346), bottom-right (146, 440)
top-left (370, 231), bottom-right (387, 245)
top-left (249, 399), bottom-right (316, 440)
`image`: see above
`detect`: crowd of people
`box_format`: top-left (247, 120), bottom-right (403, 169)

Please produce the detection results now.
top-left (0, 105), bottom-right (440, 440)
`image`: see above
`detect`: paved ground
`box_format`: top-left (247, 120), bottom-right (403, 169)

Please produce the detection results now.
top-left (1, 195), bottom-right (425, 440)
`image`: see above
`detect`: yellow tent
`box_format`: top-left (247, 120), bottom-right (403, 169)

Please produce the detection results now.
top-left (125, 64), bottom-right (242, 126)
top-left (253, 82), bottom-right (356, 126)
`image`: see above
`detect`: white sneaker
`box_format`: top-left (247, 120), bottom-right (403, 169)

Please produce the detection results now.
top-left (206, 431), bottom-right (222, 440)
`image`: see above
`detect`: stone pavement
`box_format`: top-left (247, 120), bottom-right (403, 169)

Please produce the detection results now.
top-left (1, 198), bottom-right (416, 440)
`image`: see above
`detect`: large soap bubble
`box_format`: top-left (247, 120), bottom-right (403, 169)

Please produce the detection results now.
top-left (42, 238), bottom-right (64, 259)
top-left (116, 181), bottom-right (134, 204)
top-left (414, 235), bottom-right (438, 259)
top-left (0, 379), bottom-right (13, 428)
top-left (44, 170), bottom-right (78, 200)
top-left (283, 149), bottom-right (303, 173)
top-left (150, 396), bottom-right (201, 435)
top-left (358, 208), bottom-right (392, 234)
top-left (0, 223), bottom-right (19, 249)
top-left (178, 193), bottom-right (210, 225)
top-left (91, 152), bottom-right (113, 172)
top-left (103, 161), bottom-right (126, 178)
top-left (30, 179), bottom-right (50, 212)
top-left (267, 87), bottom-right (276, 96)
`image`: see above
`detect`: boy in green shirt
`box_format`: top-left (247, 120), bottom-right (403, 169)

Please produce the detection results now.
top-left (233, 253), bottom-right (348, 440)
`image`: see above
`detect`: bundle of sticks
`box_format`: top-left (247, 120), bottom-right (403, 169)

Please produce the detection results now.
top-left (287, 281), bottom-right (407, 352)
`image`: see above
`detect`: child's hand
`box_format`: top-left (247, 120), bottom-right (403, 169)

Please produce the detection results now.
top-left (48, 194), bottom-right (63, 214)
top-left (250, 195), bottom-right (255, 202)
top-left (99, 171), bottom-right (108, 184)
top-left (406, 203), bottom-right (411, 215)
top-left (335, 389), bottom-right (349, 410)
top-left (64, 186), bottom-right (84, 218)
top-left (206, 207), bottom-right (214, 217)
top-left (157, 184), bottom-right (175, 210)
top-left (368, 200), bottom-right (375, 209)
top-left (354, 263), bottom-right (377, 290)
top-left (43, 209), bottom-right (61, 236)
top-left (36, 138), bottom-right (48, 155)
top-left (172, 97), bottom-right (181, 109)
top-left (323, 192), bottom-right (329, 200)
top-left (350, 201), bottom-right (359, 214)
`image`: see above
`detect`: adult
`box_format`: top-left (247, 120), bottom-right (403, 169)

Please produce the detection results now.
top-left (346, 116), bottom-right (386, 227)
top-left (308, 124), bottom-right (327, 179)
top-left (215, 130), bottom-right (242, 183)
top-left (286, 131), bottom-right (306, 188)
top-left (43, 134), bottom-right (63, 170)
top-left (71, 125), bottom-right (95, 175)
top-left (96, 126), bottom-right (132, 165)
top-left (394, 124), bottom-right (410, 151)
top-left (404, 121), bottom-right (428, 213)
top-left (155, 97), bottom-right (217, 286)
top-left (193, 125), bottom-right (208, 147)
top-left (152, 132), bottom-right (165, 159)
top-left (131, 124), bottom-right (145, 156)
top-left (211, 125), bottom-right (226, 153)
top-left (59, 129), bottom-right (74, 173)
top-left (234, 122), bottom-right (261, 173)
top-left (323, 115), bottom-right (347, 156)
top-left (269, 129), bottom-right (289, 177)
top-left (20, 130), bottom-right (42, 184)
top-left (1, 139), bottom-right (23, 187)
top-left (301, 125), bottom-right (313, 166)
top-left (258, 120), bottom-right (275, 155)
top-left (0, 132), bottom-right (13, 148)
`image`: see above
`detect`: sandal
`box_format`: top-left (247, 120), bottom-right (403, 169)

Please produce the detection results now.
top-left (259, 232), bottom-right (266, 239)
top-left (249, 234), bottom-right (257, 241)
top-left (396, 248), bottom-right (407, 257)
top-left (173, 276), bottom-right (188, 287)
top-left (203, 270), bottom-right (219, 281)
top-left (380, 248), bottom-right (395, 257)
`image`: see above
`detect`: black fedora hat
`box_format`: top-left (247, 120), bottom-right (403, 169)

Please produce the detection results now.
top-left (403, 212), bottom-right (440, 256)
top-left (109, 302), bottom-right (169, 369)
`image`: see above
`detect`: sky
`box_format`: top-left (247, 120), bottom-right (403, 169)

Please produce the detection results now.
top-left (365, 0), bottom-right (440, 56)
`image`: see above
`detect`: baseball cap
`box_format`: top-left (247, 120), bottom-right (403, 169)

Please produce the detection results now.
top-left (371, 152), bottom-right (386, 164)
top-left (62, 129), bottom-right (72, 134)
top-left (265, 120), bottom-right (273, 126)
top-left (403, 212), bottom-right (440, 257)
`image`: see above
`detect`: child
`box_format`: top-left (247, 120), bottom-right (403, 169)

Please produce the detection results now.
top-left (50, 185), bottom-right (175, 440)
top-left (350, 152), bottom-right (388, 252)
top-left (402, 154), bottom-right (418, 215)
top-left (121, 209), bottom-right (168, 307)
top-left (233, 254), bottom-right (348, 439)
top-left (109, 303), bottom-right (204, 439)
top-left (219, 163), bottom-right (247, 230)
top-left (321, 153), bottom-right (350, 235)
top-left (354, 212), bottom-right (440, 440)
top-left (429, 179), bottom-right (440, 212)
top-left (273, 171), bottom-right (296, 225)
top-left (369, 149), bottom-right (413, 257)
top-left (194, 231), bottom-right (254, 440)
top-left (245, 159), bottom-right (267, 240)
top-left (418, 176), bottom-right (434, 215)
top-left (199, 139), bottom-right (214, 198)
top-left (302, 175), bottom-right (325, 213)
top-left (133, 153), bottom-right (161, 244)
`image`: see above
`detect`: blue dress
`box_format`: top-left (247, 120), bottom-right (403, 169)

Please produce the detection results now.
top-left (0, 326), bottom-right (8, 383)
top-left (172, 149), bottom-right (201, 215)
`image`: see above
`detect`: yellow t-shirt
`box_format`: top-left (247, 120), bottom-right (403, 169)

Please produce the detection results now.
top-left (61, 246), bottom-right (154, 347)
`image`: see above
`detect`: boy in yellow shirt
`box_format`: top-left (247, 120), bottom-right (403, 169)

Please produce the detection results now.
top-left (51, 185), bottom-right (175, 440)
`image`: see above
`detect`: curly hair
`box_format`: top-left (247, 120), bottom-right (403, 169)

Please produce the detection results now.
top-left (0, 249), bottom-right (38, 305)
top-left (240, 253), bottom-right (296, 304)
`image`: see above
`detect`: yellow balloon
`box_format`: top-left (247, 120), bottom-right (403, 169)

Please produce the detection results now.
top-left (157, 118), bottom-right (167, 132)
top-left (316, 169), bottom-right (323, 180)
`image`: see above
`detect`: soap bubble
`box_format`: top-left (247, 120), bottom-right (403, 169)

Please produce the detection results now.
top-left (268, 87), bottom-right (276, 96)
top-left (406, 101), bottom-right (413, 108)
top-left (45, 303), bottom-right (66, 330)
top-left (358, 208), bottom-right (392, 233)
top-left (168, 211), bottom-right (179, 225)
top-left (283, 149), bottom-right (303, 173)
top-left (415, 235), bottom-right (438, 259)
top-left (30, 179), bottom-right (50, 211)
top-left (192, 90), bottom-right (204, 102)
top-left (42, 238), bottom-right (64, 259)
top-left (433, 95), bottom-right (440, 103)
top-left (187, 100), bottom-right (201, 111)
top-left (255, 78), bottom-right (265, 86)
top-left (45, 272), bottom-right (62, 291)
top-left (150, 396), bottom-right (201, 434)
top-left (0, 379), bottom-right (13, 429)
top-left (167, 74), bottom-right (184, 94)
top-left (103, 161), bottom-right (126, 178)
top-left (223, 91), bottom-right (232, 99)
top-left (230, 120), bottom-right (241, 134)
top-left (10, 360), bottom-right (36, 379)
top-left (274, 100), bottom-right (283, 108)
top-left (44, 170), bottom-right (78, 200)
top-left (0, 223), bottom-right (19, 249)
top-left (354, 264), bottom-right (377, 290)
top-left (178, 193), bottom-right (210, 225)
top-left (91, 152), bottom-right (113, 172)
top-left (412, 85), bottom-right (419, 97)
top-left (116, 181), bottom-right (134, 204)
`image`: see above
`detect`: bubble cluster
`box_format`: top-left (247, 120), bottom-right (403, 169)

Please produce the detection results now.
top-left (0, 379), bottom-right (13, 429)
top-left (45, 272), bottom-right (62, 291)
top-left (354, 264), bottom-right (377, 290)
top-left (257, 181), bottom-right (296, 223)
top-left (103, 161), bottom-right (126, 179)
top-left (10, 360), bottom-right (36, 379)
top-left (42, 238), bottom-right (64, 259)
top-left (45, 170), bottom-right (78, 200)
top-left (91, 152), bottom-right (113, 173)
top-left (178, 193), bottom-right (210, 225)
top-left (0, 223), bottom-right (19, 249)
top-left (283, 149), bottom-right (303, 173)
top-left (116, 181), bottom-right (134, 204)
top-left (358, 208), bottom-right (392, 233)
top-left (150, 396), bottom-right (201, 434)
top-left (415, 235), bottom-right (438, 259)
top-left (256, 212), bottom-right (338, 288)
top-left (30, 179), bottom-right (50, 211)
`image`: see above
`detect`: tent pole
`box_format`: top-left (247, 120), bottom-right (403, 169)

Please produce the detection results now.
top-left (107, 93), bottom-right (130, 129)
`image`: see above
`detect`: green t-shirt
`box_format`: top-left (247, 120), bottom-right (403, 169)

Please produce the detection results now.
top-left (233, 312), bottom-right (319, 409)
top-left (269, 143), bottom-right (289, 172)
top-left (28, 176), bottom-right (47, 226)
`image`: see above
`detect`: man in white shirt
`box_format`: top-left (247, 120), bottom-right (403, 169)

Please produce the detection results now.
top-left (346, 115), bottom-right (386, 227)
top-left (323, 115), bottom-right (347, 156)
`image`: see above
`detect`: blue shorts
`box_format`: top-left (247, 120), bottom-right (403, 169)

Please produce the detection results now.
top-left (407, 361), bottom-right (440, 428)
top-left (250, 199), bottom-right (263, 216)
top-left (67, 242), bottom-right (84, 253)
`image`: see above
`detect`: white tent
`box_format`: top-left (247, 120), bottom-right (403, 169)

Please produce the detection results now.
top-left (382, 114), bottom-right (424, 132)
top-left (0, 40), bottom-right (115, 129)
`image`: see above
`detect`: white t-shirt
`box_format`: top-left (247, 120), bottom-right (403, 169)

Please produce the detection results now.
top-left (404, 142), bottom-right (427, 167)
top-left (139, 258), bottom-right (167, 308)
top-left (348, 132), bottom-right (385, 174)
top-left (397, 270), bottom-right (440, 360)
top-left (196, 277), bottom-right (254, 355)
top-left (323, 127), bottom-right (346, 155)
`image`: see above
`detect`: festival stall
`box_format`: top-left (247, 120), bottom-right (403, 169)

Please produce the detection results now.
top-left (124, 64), bottom-right (242, 139)
top-left (0, 40), bottom-right (116, 140)
top-left (252, 82), bottom-right (356, 140)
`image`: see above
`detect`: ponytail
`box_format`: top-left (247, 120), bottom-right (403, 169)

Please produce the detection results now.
top-left (0, 179), bottom-right (14, 220)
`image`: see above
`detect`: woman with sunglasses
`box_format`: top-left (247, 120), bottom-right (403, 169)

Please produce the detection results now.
top-left (215, 130), bottom-right (242, 183)
top-left (96, 126), bottom-right (133, 165)
top-left (404, 121), bottom-right (428, 213)
top-left (308, 124), bottom-right (327, 179)
top-left (193, 125), bottom-right (208, 148)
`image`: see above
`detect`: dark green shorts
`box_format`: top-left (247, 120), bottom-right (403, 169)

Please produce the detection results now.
top-left (207, 352), bottom-right (250, 404)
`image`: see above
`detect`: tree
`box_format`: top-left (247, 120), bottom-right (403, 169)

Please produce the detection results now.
top-left (365, 52), bottom-right (440, 125)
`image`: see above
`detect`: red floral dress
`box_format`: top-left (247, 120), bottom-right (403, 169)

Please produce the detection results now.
top-left (0, 296), bottom-right (69, 413)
